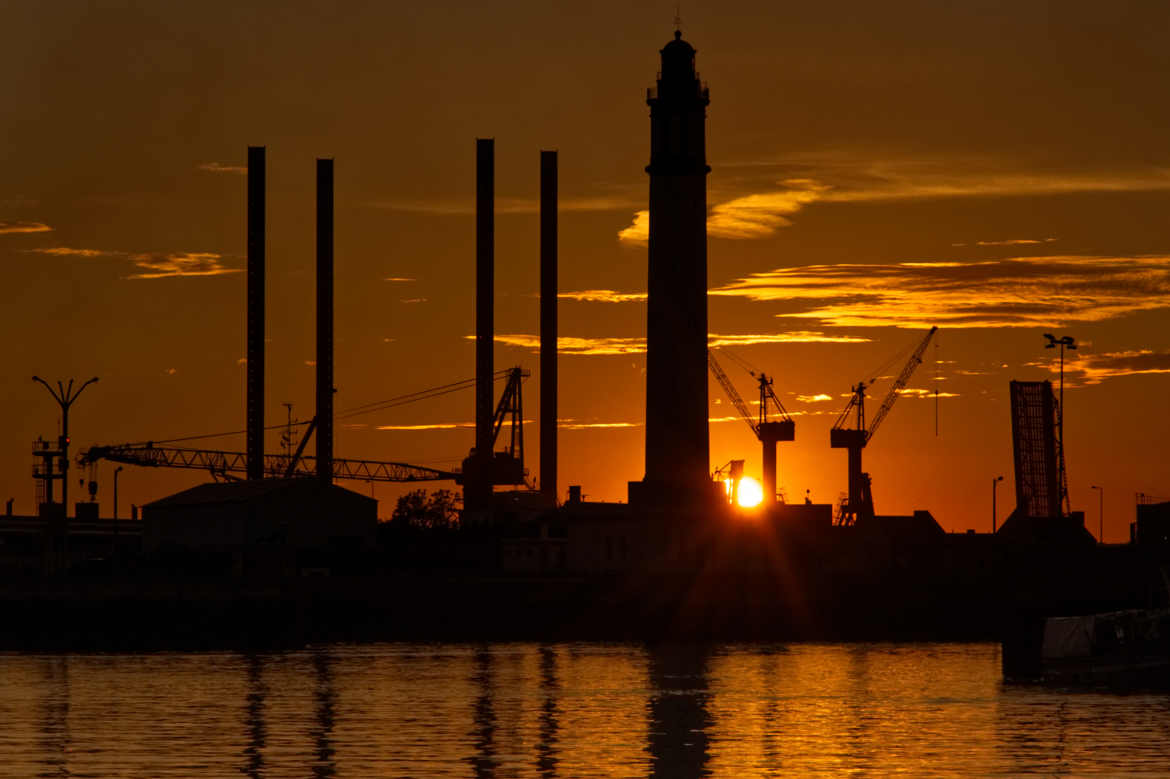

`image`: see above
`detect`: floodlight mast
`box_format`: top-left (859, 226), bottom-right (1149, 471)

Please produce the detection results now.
top-left (32, 375), bottom-right (99, 518)
top-left (1043, 333), bottom-right (1076, 515)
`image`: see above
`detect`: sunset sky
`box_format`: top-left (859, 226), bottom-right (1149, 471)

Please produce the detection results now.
top-left (3, 1), bottom-right (1168, 537)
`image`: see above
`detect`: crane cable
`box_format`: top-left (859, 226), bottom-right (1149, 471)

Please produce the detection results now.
top-left (125, 370), bottom-right (514, 446)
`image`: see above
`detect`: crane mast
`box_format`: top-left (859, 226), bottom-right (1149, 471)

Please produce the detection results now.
top-left (830, 326), bottom-right (938, 525)
top-left (708, 350), bottom-right (795, 505)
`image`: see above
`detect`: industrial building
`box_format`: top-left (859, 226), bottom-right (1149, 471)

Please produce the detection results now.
top-left (142, 479), bottom-right (375, 575)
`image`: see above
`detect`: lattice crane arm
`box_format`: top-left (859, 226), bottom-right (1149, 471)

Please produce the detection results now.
top-left (708, 350), bottom-right (759, 437)
top-left (865, 326), bottom-right (938, 441)
top-left (79, 443), bottom-right (459, 483)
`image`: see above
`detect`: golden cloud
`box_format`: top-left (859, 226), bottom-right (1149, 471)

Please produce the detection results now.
top-left (479, 330), bottom-right (870, 356)
top-left (371, 194), bottom-right (639, 216)
top-left (24, 246), bottom-right (113, 257)
top-left (796, 393), bottom-right (834, 403)
top-left (127, 252), bottom-right (241, 279)
top-left (725, 154), bottom-right (1170, 203)
top-left (973, 238), bottom-right (1057, 247)
top-left (711, 255), bottom-right (1170, 328)
top-left (708, 332), bottom-right (869, 347)
top-left (896, 388), bottom-right (960, 398)
top-left (558, 289), bottom-right (648, 303)
top-left (618, 210), bottom-right (650, 245)
top-left (645, 157), bottom-right (1170, 243)
top-left (198, 162), bottom-right (247, 174)
top-left (376, 422), bottom-right (476, 431)
top-left (0, 220), bottom-right (52, 235)
top-left (1031, 349), bottom-right (1170, 385)
top-left (559, 420), bottom-right (641, 430)
top-left (618, 181), bottom-right (831, 244)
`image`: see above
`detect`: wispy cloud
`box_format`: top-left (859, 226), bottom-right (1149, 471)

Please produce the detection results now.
top-left (709, 332), bottom-right (869, 347)
top-left (1031, 349), bottom-right (1170, 385)
top-left (619, 180), bottom-right (831, 244)
top-left (707, 182), bottom-right (831, 240)
top-left (0, 220), bottom-right (52, 235)
top-left (24, 246), bottom-right (114, 257)
top-left (25, 245), bottom-right (238, 280)
top-left (558, 289), bottom-right (648, 303)
top-left (618, 210), bottom-right (650, 245)
top-left (723, 154), bottom-right (1170, 203)
top-left (897, 388), bottom-right (960, 398)
top-left (127, 252), bottom-right (240, 279)
top-left (198, 162), bottom-right (246, 175)
top-left (399, 297), bottom-right (427, 304)
top-left (479, 330), bottom-right (869, 356)
top-left (711, 255), bottom-right (1170, 329)
top-left (376, 422), bottom-right (477, 431)
top-left (796, 393), bottom-right (834, 403)
top-left (487, 334), bottom-right (645, 355)
top-left (953, 237), bottom-right (1058, 247)
top-left (371, 194), bottom-right (639, 216)
top-left (384, 276), bottom-right (415, 282)
top-left (617, 155), bottom-right (1170, 243)
top-left (560, 420), bottom-right (641, 430)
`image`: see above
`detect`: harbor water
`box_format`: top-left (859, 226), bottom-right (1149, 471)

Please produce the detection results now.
top-left (2, 642), bottom-right (1169, 777)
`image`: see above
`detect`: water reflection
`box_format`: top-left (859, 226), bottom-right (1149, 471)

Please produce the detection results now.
top-left (38, 656), bottom-right (70, 778)
top-left (646, 644), bottom-right (712, 779)
top-left (3, 644), bottom-right (1170, 777)
top-left (468, 646), bottom-right (497, 778)
top-left (242, 654), bottom-right (267, 778)
top-left (843, 643), bottom-right (877, 772)
top-left (536, 646), bottom-right (560, 778)
top-left (758, 650), bottom-right (782, 771)
top-left (311, 649), bottom-right (336, 779)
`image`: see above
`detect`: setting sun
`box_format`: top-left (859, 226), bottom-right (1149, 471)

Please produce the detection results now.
top-left (736, 476), bottom-right (764, 508)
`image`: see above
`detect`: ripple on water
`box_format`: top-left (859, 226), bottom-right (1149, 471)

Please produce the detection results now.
top-left (0, 643), bottom-right (1168, 778)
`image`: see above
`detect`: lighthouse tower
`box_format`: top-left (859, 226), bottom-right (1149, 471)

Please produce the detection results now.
top-left (637, 31), bottom-right (712, 505)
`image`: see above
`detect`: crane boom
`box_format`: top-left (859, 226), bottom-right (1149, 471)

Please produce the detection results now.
top-left (829, 325), bottom-right (938, 526)
top-left (866, 326), bottom-right (938, 442)
top-left (708, 350), bottom-right (758, 437)
top-left (80, 443), bottom-right (459, 483)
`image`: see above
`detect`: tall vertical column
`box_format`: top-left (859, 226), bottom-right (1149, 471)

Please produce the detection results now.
top-left (246, 146), bottom-right (266, 481)
top-left (642, 32), bottom-right (711, 498)
top-left (475, 139), bottom-right (495, 478)
top-left (316, 158), bottom-right (334, 485)
top-left (540, 150), bottom-right (558, 504)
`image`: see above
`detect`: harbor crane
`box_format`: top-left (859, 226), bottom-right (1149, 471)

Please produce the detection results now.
top-left (80, 368), bottom-right (531, 489)
top-left (830, 326), bottom-right (938, 526)
top-left (708, 350), bottom-right (795, 506)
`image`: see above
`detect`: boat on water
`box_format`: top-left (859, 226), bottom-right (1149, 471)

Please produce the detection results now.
top-left (1034, 607), bottom-right (1170, 686)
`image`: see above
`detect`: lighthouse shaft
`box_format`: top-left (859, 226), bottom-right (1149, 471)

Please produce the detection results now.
top-left (642, 32), bottom-right (712, 496)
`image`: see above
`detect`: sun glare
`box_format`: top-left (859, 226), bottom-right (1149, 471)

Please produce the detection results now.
top-left (736, 476), bottom-right (764, 508)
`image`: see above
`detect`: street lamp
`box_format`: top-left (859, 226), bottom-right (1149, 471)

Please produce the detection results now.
top-left (992, 475), bottom-right (1004, 533)
top-left (1090, 484), bottom-right (1103, 544)
top-left (113, 466), bottom-right (123, 520)
top-left (31, 376), bottom-right (99, 518)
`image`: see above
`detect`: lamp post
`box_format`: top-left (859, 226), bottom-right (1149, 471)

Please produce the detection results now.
top-left (1043, 333), bottom-right (1077, 413)
top-left (113, 466), bottom-right (123, 520)
top-left (1091, 484), bottom-right (1103, 544)
top-left (992, 475), bottom-right (1004, 533)
top-left (31, 376), bottom-right (99, 517)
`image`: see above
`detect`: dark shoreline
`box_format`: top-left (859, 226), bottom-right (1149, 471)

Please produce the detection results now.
top-left (0, 566), bottom-right (1148, 652)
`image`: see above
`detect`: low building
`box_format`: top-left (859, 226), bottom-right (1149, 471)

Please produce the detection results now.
top-left (143, 479), bottom-right (376, 576)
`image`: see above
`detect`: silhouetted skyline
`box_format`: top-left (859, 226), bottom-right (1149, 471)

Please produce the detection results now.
top-left (3, 2), bottom-right (1170, 534)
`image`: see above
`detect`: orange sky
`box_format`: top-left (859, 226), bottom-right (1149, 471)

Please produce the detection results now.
top-left (2, 1), bottom-right (1169, 538)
